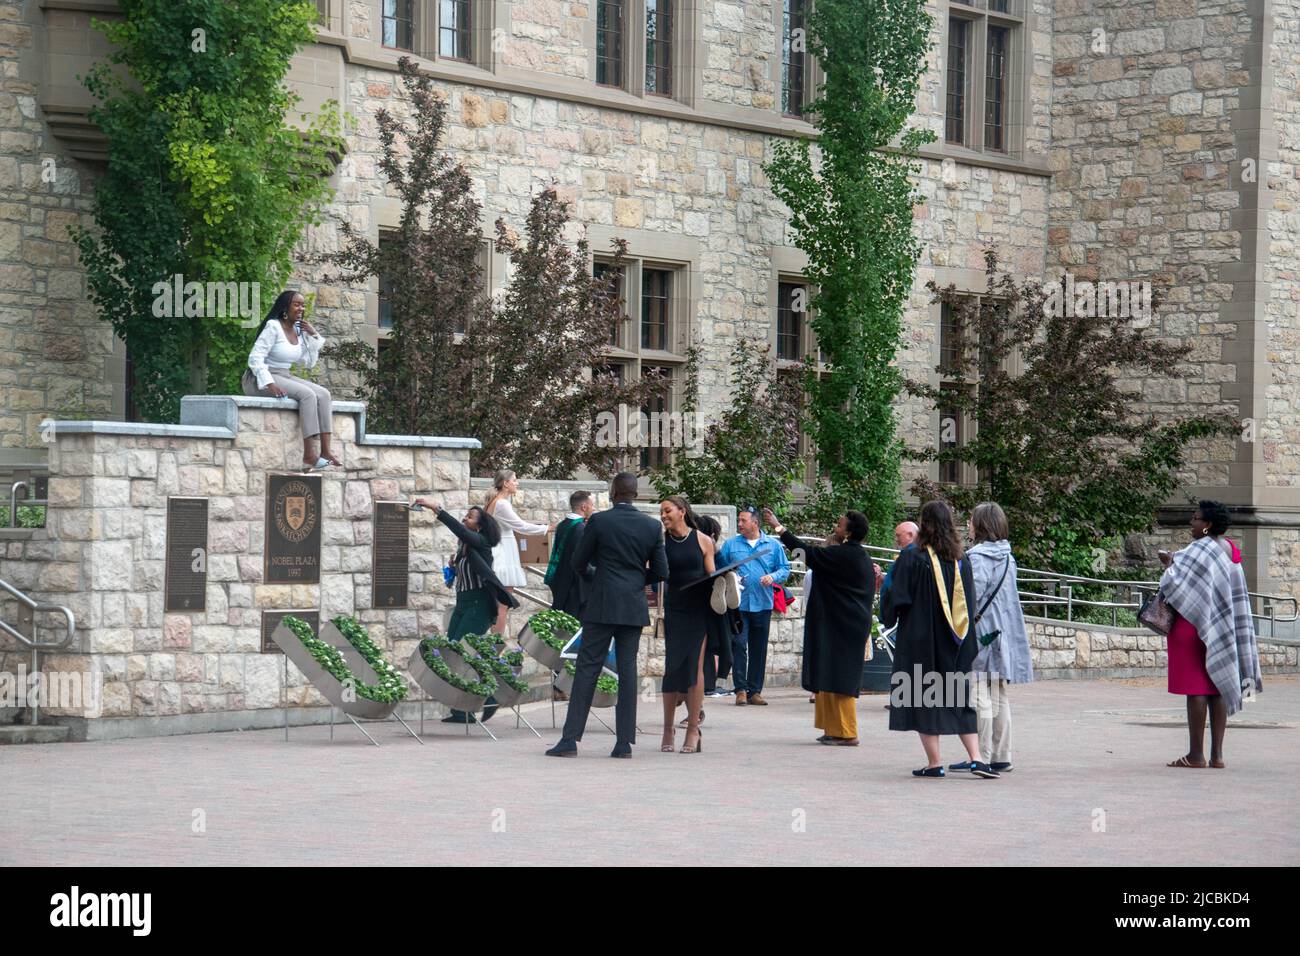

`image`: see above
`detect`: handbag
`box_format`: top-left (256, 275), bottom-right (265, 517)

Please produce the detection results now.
top-left (1138, 590), bottom-right (1174, 636)
top-left (773, 585), bottom-right (796, 614)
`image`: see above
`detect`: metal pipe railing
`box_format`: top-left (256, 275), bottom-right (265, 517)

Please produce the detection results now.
top-left (0, 577), bottom-right (77, 726)
top-left (7, 479), bottom-right (48, 528)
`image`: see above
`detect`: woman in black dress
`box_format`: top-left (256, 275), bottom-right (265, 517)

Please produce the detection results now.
top-left (659, 495), bottom-right (715, 754)
top-left (882, 500), bottom-right (998, 779)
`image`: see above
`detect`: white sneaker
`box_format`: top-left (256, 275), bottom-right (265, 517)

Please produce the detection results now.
top-left (724, 571), bottom-right (741, 609)
top-left (710, 577), bottom-right (728, 615)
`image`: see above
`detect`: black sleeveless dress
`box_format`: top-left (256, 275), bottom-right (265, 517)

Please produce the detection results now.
top-left (663, 529), bottom-right (710, 693)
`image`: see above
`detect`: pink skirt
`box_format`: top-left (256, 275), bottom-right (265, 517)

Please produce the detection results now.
top-left (1167, 615), bottom-right (1219, 696)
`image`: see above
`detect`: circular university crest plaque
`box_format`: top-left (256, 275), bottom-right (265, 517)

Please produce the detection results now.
top-left (273, 479), bottom-right (318, 544)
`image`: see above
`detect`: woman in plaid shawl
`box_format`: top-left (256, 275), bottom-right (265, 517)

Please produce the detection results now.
top-left (1157, 500), bottom-right (1262, 769)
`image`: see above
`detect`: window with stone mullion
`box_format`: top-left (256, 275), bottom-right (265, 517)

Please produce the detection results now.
top-left (597, 0), bottom-right (625, 87)
top-left (782, 0), bottom-right (807, 117)
top-left (382, 0), bottom-right (416, 52)
top-left (645, 0), bottom-right (673, 96)
top-left (439, 0), bottom-right (472, 60)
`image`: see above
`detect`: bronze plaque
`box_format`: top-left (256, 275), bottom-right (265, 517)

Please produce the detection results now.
top-left (165, 497), bottom-right (208, 612)
top-left (262, 609), bottom-right (319, 654)
top-left (264, 473), bottom-right (322, 584)
top-left (372, 501), bottom-right (409, 609)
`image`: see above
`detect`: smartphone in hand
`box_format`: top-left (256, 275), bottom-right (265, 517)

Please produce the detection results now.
top-left (405, 501), bottom-right (425, 512)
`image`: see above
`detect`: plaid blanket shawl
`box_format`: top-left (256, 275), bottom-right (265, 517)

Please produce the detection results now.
top-left (1159, 536), bottom-right (1262, 715)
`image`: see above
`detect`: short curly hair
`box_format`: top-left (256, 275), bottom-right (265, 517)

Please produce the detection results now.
top-left (1197, 499), bottom-right (1231, 536)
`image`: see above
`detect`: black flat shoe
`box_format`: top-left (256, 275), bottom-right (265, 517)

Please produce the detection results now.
top-left (969, 761), bottom-right (1001, 779)
top-left (912, 766), bottom-right (945, 777)
top-left (990, 761), bottom-right (1013, 772)
top-left (442, 713), bottom-right (470, 724)
top-left (948, 760), bottom-right (974, 771)
top-left (610, 743), bottom-right (632, 758)
top-left (545, 740), bottom-right (577, 757)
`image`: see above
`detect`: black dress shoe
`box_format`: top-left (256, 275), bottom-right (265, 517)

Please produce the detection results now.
top-left (545, 740), bottom-right (577, 757)
top-left (610, 743), bottom-right (632, 758)
top-left (969, 761), bottom-right (1001, 779)
top-left (990, 761), bottom-right (1013, 772)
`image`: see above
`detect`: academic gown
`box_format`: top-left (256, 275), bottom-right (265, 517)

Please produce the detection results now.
top-left (882, 545), bottom-right (978, 735)
top-left (778, 529), bottom-right (873, 697)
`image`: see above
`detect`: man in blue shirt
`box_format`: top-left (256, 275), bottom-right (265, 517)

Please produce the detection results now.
top-left (718, 505), bottom-right (790, 705)
top-left (878, 520), bottom-right (918, 609)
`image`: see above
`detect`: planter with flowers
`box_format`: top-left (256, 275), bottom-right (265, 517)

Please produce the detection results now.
top-left (408, 634), bottom-right (497, 713)
top-left (553, 660), bottom-right (618, 708)
top-left (518, 609), bottom-right (580, 672)
top-left (273, 615), bottom-right (408, 720)
top-left (462, 634), bottom-right (530, 708)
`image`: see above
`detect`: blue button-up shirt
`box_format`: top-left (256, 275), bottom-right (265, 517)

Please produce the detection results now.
top-left (717, 532), bottom-right (790, 612)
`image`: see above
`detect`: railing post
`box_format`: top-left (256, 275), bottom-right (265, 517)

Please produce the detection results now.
top-left (1064, 584), bottom-right (1073, 622)
top-left (9, 479), bottom-right (27, 528)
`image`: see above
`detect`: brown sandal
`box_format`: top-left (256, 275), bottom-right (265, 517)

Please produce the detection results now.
top-left (1167, 755), bottom-right (1207, 768)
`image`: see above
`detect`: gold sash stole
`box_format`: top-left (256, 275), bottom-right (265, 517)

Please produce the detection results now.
top-left (927, 546), bottom-right (970, 643)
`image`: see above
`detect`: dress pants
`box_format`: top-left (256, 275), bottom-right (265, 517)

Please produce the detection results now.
top-left (561, 622), bottom-right (641, 746)
top-left (242, 368), bottom-right (333, 439)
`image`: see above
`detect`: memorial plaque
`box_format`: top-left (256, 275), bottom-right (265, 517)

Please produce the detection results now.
top-left (264, 473), bottom-right (322, 584)
top-left (261, 609), bottom-right (319, 654)
top-left (372, 501), bottom-right (410, 609)
top-left (164, 496), bottom-right (208, 612)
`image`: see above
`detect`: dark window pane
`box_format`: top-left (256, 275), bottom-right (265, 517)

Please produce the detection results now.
top-left (597, 0), bottom-right (625, 87)
top-left (945, 18), bottom-right (968, 144)
top-left (939, 301), bottom-right (964, 374)
top-left (378, 235), bottom-right (395, 330)
top-left (777, 282), bottom-right (805, 361)
top-left (988, 0), bottom-right (1010, 12)
top-left (440, 0), bottom-right (472, 60)
top-left (383, 0), bottom-right (414, 51)
top-left (645, 0), bottom-right (673, 96)
top-left (782, 0), bottom-right (806, 116)
top-left (640, 366), bottom-right (672, 471)
top-left (985, 26), bottom-right (1008, 151)
top-left (938, 395), bottom-right (962, 485)
top-left (641, 269), bottom-right (671, 350)
top-left (594, 261), bottom-right (625, 348)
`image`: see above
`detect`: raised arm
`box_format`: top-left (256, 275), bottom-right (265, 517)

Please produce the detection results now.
top-left (494, 498), bottom-right (548, 536)
top-left (299, 327), bottom-right (326, 369)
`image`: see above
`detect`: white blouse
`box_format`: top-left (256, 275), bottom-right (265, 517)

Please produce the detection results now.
top-left (490, 498), bottom-right (547, 538)
top-left (248, 321), bottom-right (326, 389)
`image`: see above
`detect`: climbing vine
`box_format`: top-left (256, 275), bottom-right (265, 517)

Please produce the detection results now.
top-left (766, 0), bottom-right (934, 542)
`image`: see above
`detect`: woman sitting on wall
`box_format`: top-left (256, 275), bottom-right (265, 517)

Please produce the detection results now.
top-left (243, 290), bottom-right (340, 472)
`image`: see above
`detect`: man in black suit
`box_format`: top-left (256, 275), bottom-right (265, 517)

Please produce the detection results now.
top-left (546, 472), bottom-right (668, 758)
top-left (546, 490), bottom-right (595, 619)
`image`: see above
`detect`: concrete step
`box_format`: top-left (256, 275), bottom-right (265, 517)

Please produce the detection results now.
top-left (0, 724), bottom-right (70, 745)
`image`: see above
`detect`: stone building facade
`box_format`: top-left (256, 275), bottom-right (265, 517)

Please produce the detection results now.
top-left (2, 1), bottom-right (1299, 602)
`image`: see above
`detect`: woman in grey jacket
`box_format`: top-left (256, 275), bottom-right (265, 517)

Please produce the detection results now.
top-left (954, 502), bottom-right (1033, 773)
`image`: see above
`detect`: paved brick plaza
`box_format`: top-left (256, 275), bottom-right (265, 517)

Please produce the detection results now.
top-left (4, 677), bottom-right (1298, 867)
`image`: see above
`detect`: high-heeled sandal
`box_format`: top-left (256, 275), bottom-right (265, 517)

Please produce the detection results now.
top-left (661, 730), bottom-right (675, 752)
top-left (681, 729), bottom-right (702, 754)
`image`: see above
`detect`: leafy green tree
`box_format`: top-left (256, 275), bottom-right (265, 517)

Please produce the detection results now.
top-left (75, 0), bottom-right (340, 422)
top-left (766, 0), bottom-right (934, 544)
top-left (650, 341), bottom-right (803, 513)
top-left (908, 249), bottom-right (1239, 574)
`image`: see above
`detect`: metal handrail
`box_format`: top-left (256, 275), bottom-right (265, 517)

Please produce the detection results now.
top-left (8, 480), bottom-right (49, 529)
top-left (784, 535), bottom-right (1298, 633)
top-left (0, 576), bottom-right (77, 726)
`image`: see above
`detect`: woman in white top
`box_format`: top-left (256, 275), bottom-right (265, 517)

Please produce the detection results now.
top-left (485, 469), bottom-right (555, 635)
top-left (243, 290), bottom-right (340, 471)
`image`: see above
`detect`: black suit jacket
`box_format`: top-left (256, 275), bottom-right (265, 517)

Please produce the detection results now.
top-left (571, 501), bottom-right (668, 627)
top-left (550, 518), bottom-right (593, 618)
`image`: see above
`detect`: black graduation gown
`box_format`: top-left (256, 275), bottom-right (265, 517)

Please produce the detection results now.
top-left (779, 529), bottom-right (873, 697)
top-left (882, 545), bottom-right (977, 734)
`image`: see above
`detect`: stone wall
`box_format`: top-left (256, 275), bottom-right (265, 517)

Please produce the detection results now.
top-left (1027, 616), bottom-right (1299, 680)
